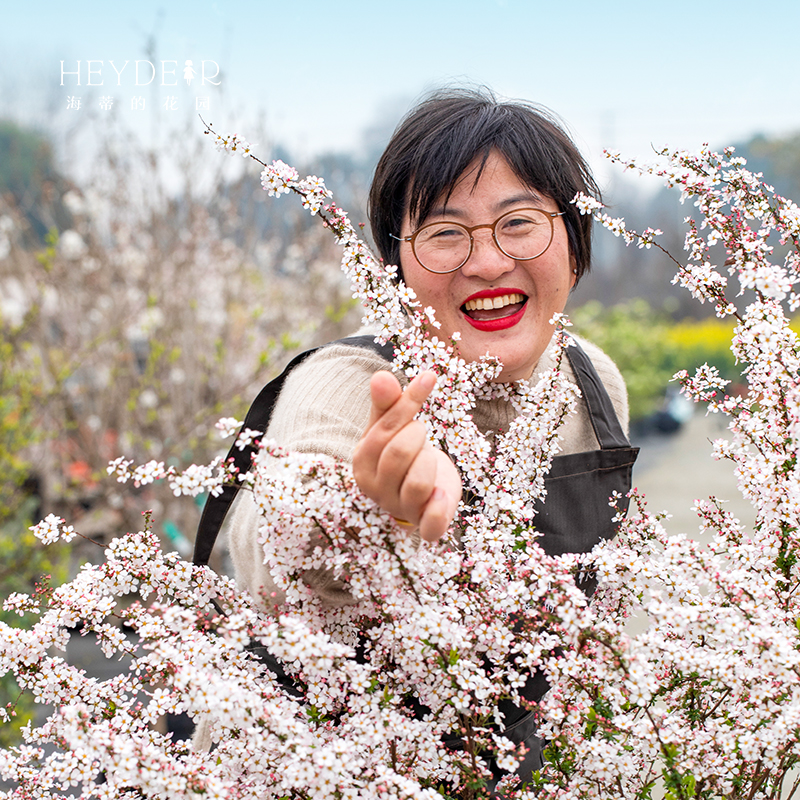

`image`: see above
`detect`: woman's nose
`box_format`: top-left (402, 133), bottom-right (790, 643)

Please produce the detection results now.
top-left (459, 231), bottom-right (516, 279)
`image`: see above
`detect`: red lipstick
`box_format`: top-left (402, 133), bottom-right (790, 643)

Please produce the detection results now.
top-left (461, 288), bottom-right (528, 332)
top-left (463, 305), bottom-right (527, 331)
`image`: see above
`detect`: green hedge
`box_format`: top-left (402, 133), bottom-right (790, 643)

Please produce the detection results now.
top-left (571, 301), bottom-right (752, 422)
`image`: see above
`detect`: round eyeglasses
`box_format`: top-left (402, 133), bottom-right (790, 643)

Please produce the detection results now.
top-left (392, 208), bottom-right (565, 274)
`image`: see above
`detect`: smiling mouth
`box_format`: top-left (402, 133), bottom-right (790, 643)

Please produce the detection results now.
top-left (462, 292), bottom-right (527, 321)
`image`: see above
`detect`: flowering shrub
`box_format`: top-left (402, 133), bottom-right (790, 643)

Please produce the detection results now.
top-left (0, 129), bottom-right (360, 549)
top-left (2, 133), bottom-right (800, 800)
top-left (570, 303), bottom-right (749, 420)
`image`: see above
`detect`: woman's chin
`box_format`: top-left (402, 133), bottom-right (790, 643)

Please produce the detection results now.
top-left (458, 341), bottom-right (537, 383)
top-left (453, 320), bottom-right (552, 383)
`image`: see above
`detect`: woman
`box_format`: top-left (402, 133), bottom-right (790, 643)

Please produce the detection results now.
top-left (194, 87), bottom-right (636, 787)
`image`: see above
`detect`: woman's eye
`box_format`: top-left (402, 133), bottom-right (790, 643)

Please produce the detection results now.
top-left (502, 217), bottom-right (536, 233)
top-left (432, 226), bottom-right (463, 238)
top-left (420, 226), bottom-right (466, 245)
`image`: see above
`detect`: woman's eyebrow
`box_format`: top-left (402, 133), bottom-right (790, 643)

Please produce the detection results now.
top-left (426, 204), bottom-right (467, 220)
top-left (427, 192), bottom-right (543, 220)
top-left (494, 192), bottom-right (544, 211)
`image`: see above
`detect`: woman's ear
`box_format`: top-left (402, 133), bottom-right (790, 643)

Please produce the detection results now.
top-left (569, 257), bottom-right (578, 289)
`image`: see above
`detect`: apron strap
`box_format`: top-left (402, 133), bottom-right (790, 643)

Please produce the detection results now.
top-left (192, 335), bottom-right (393, 567)
top-left (564, 340), bottom-right (631, 450)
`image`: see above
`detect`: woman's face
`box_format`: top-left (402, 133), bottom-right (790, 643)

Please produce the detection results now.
top-left (399, 151), bottom-right (575, 382)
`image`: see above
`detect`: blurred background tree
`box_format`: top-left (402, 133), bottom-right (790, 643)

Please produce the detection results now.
top-left (571, 300), bottom-right (743, 427)
top-left (0, 118), bottom-right (368, 741)
top-left (0, 259), bottom-right (68, 746)
top-left (570, 299), bottom-right (677, 422)
top-left (0, 121), bottom-right (368, 736)
top-left (0, 121), bottom-right (72, 244)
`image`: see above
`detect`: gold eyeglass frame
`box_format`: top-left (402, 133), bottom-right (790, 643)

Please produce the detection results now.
top-left (392, 208), bottom-right (566, 274)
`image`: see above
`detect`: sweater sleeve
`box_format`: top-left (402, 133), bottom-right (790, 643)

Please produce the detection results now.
top-left (227, 342), bottom-right (398, 611)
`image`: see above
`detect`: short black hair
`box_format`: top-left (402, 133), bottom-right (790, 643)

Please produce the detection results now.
top-left (368, 86), bottom-right (599, 283)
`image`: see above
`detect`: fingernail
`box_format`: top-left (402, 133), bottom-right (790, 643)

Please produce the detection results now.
top-left (430, 486), bottom-right (445, 503)
top-left (418, 371), bottom-right (436, 392)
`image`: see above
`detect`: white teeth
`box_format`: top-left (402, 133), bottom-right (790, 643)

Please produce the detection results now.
top-left (464, 293), bottom-right (524, 312)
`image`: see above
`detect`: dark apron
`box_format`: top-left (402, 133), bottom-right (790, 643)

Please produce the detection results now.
top-left (193, 335), bottom-right (638, 791)
top-left (486, 340), bottom-right (638, 788)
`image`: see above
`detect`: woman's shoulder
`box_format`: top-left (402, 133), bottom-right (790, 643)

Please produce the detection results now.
top-left (266, 331), bottom-right (398, 459)
top-left (570, 334), bottom-right (624, 386)
top-left (302, 335), bottom-right (394, 371)
top-left (282, 333), bottom-right (399, 403)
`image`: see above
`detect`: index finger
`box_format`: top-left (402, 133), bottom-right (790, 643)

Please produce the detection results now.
top-left (365, 370), bottom-right (437, 435)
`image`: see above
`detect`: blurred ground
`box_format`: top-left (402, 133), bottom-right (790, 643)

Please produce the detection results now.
top-left (632, 410), bottom-right (755, 537)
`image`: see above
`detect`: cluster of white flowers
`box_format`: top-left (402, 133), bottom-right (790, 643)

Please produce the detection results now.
top-left (526, 145), bottom-right (800, 799)
top-left (211, 131), bottom-right (256, 158)
top-left (2, 592), bottom-right (39, 616)
top-left (29, 513), bottom-right (76, 544)
top-left (260, 159), bottom-right (300, 196)
top-left (297, 175), bottom-right (333, 215)
top-left (107, 455), bottom-right (232, 498)
top-left (215, 416), bottom-right (243, 438)
top-left (4, 131), bottom-right (800, 799)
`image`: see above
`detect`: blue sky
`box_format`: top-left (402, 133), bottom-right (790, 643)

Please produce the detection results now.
top-left (3, 0), bottom-right (799, 182)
